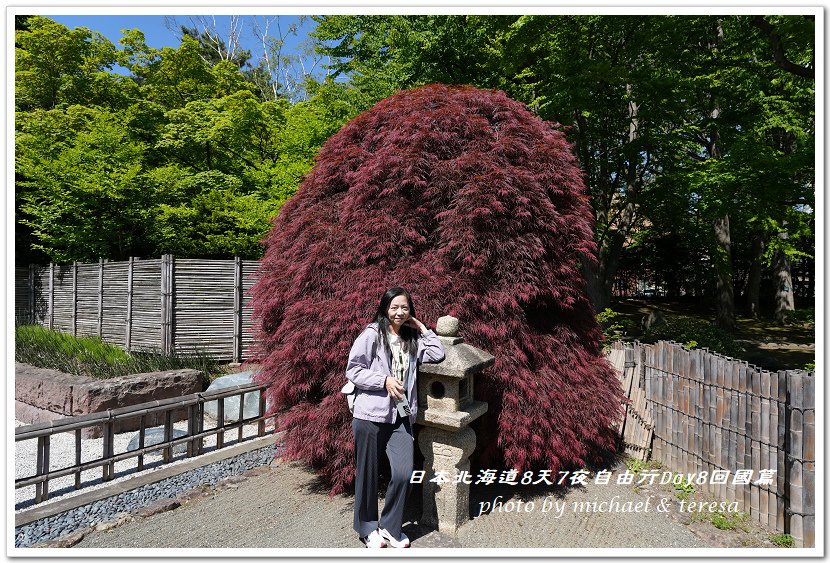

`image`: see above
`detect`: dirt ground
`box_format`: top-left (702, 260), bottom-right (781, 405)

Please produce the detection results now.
top-left (611, 298), bottom-right (815, 371)
top-left (66, 458), bottom-right (790, 550)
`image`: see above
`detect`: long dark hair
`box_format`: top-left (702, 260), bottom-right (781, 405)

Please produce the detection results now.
top-left (373, 287), bottom-right (418, 355)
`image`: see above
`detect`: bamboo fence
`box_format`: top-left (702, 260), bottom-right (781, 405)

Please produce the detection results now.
top-left (611, 340), bottom-right (815, 548)
top-left (15, 256), bottom-right (261, 362)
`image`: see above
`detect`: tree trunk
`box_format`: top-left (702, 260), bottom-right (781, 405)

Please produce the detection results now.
top-left (746, 231), bottom-right (766, 318)
top-left (583, 257), bottom-right (611, 312)
top-left (703, 21), bottom-right (736, 331)
top-left (583, 227), bottom-right (631, 312)
top-left (581, 83), bottom-right (642, 312)
top-left (713, 213), bottom-right (736, 330)
top-left (773, 230), bottom-right (795, 324)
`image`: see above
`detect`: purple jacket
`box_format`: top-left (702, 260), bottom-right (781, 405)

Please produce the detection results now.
top-left (346, 322), bottom-right (445, 424)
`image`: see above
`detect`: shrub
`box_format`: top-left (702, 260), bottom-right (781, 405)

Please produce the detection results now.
top-left (788, 308), bottom-right (815, 326)
top-left (624, 456), bottom-right (661, 475)
top-left (642, 315), bottom-right (745, 358)
top-left (250, 84), bottom-right (625, 494)
top-left (597, 308), bottom-right (625, 348)
top-left (15, 324), bottom-right (217, 382)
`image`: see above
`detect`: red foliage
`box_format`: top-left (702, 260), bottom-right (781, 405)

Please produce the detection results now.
top-left (249, 84), bottom-right (624, 494)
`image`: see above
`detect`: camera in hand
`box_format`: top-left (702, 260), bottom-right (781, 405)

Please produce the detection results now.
top-left (396, 396), bottom-right (412, 417)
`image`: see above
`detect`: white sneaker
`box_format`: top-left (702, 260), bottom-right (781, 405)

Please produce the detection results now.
top-left (361, 529), bottom-right (387, 548)
top-left (379, 528), bottom-right (410, 548)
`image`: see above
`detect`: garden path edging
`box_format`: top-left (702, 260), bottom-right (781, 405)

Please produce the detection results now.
top-left (16, 432), bottom-right (280, 528)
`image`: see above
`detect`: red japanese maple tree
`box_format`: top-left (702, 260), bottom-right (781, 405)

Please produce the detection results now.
top-left (250, 84), bottom-right (624, 494)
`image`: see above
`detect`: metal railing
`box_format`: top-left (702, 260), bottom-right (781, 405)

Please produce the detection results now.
top-left (15, 383), bottom-right (273, 505)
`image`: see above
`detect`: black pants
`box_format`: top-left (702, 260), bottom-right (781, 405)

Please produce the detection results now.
top-left (352, 415), bottom-right (413, 539)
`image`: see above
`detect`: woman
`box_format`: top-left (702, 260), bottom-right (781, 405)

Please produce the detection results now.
top-left (346, 287), bottom-right (445, 548)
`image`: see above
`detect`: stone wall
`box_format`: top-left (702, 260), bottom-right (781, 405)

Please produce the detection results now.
top-left (15, 363), bottom-right (203, 437)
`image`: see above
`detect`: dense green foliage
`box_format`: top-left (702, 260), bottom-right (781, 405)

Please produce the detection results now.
top-left (314, 14), bottom-right (815, 321)
top-left (787, 307), bottom-right (815, 326)
top-left (15, 14), bottom-right (814, 326)
top-left (15, 324), bottom-right (218, 381)
top-left (596, 308), bottom-right (627, 348)
top-left (15, 16), bottom-right (365, 263)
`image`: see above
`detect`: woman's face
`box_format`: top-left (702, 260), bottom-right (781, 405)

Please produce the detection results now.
top-left (387, 295), bottom-right (411, 330)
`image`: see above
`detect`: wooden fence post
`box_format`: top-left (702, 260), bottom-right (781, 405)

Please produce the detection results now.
top-left (72, 262), bottom-right (78, 336)
top-left (786, 370), bottom-right (804, 546)
top-left (48, 263), bottom-right (55, 330)
top-left (160, 254), bottom-right (175, 354)
top-left (776, 370), bottom-right (787, 531)
top-left (97, 258), bottom-right (105, 338)
top-left (233, 256), bottom-right (242, 363)
top-left (28, 264), bottom-right (35, 324)
top-left (801, 372), bottom-right (815, 548)
top-left (126, 257), bottom-right (134, 351)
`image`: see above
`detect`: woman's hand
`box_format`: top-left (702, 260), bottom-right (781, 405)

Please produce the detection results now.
top-left (404, 316), bottom-right (428, 334)
top-left (385, 376), bottom-right (405, 401)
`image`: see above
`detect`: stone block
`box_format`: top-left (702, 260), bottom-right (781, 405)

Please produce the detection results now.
top-left (419, 425), bottom-right (477, 536)
top-left (420, 376), bottom-right (460, 412)
top-left (436, 316), bottom-right (459, 336)
top-left (15, 400), bottom-right (69, 426)
top-left (419, 341), bottom-right (494, 379)
top-left (14, 363), bottom-right (202, 437)
top-left (15, 363), bottom-right (96, 415)
top-left (72, 369), bottom-right (202, 416)
top-left (416, 400), bottom-right (488, 432)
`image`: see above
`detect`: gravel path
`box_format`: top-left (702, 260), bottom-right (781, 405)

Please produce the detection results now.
top-left (459, 478), bottom-right (707, 548)
top-left (16, 444), bottom-right (279, 548)
top-left (15, 417), bottom-right (266, 511)
top-left (14, 417), bottom-right (278, 548)
top-left (71, 461), bottom-right (710, 549)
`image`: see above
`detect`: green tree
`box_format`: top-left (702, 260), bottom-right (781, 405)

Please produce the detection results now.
top-left (313, 15), bottom-right (507, 103)
top-left (145, 167), bottom-right (277, 258)
top-left (15, 15), bottom-right (138, 111)
top-left (125, 34), bottom-right (252, 109)
top-left (17, 107), bottom-right (151, 262)
top-left (650, 16), bottom-right (813, 326)
top-left (313, 15), bottom-right (679, 311)
top-left (144, 81), bottom-right (364, 258)
top-left (310, 14), bottom-right (814, 323)
top-left (15, 17), bottom-right (370, 264)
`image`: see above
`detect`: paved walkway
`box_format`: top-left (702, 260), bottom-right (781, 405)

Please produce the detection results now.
top-left (72, 459), bottom-right (710, 550)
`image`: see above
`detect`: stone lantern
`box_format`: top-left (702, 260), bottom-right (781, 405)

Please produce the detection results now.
top-left (417, 315), bottom-right (492, 536)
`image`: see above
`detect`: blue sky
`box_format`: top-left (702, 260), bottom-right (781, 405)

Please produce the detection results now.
top-left (48, 15), bottom-right (322, 75)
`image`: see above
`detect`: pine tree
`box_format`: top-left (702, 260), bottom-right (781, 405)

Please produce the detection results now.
top-left (250, 84), bottom-right (625, 493)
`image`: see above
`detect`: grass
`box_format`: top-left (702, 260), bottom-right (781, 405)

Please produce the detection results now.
top-left (624, 456), bottom-right (662, 475)
top-left (686, 506), bottom-right (752, 533)
top-left (710, 510), bottom-right (750, 531)
top-left (15, 324), bottom-right (219, 384)
top-left (769, 533), bottom-right (795, 547)
top-left (672, 477), bottom-right (696, 501)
